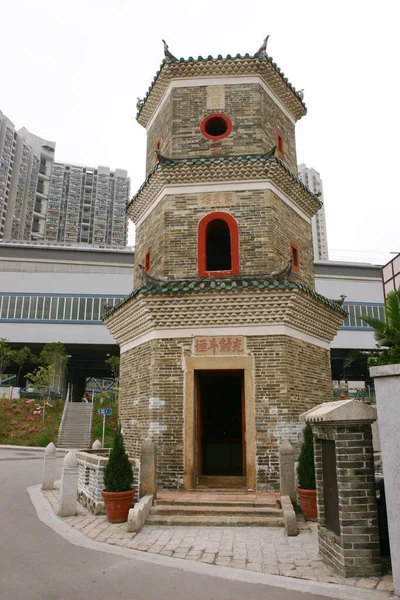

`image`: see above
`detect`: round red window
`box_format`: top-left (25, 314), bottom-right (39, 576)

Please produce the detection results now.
top-left (200, 113), bottom-right (232, 141)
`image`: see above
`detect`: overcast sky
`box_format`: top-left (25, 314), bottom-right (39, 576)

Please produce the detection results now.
top-left (2, 0), bottom-right (399, 265)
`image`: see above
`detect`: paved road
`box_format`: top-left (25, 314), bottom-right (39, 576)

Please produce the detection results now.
top-left (0, 448), bottom-right (387, 600)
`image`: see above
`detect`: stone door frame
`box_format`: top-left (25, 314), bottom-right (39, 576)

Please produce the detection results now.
top-left (183, 355), bottom-right (256, 490)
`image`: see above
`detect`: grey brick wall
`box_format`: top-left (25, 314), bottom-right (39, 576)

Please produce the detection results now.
top-left (312, 424), bottom-right (381, 578)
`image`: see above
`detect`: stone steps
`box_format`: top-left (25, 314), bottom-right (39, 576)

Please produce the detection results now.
top-left (150, 505), bottom-right (282, 517)
top-left (156, 498), bottom-right (277, 508)
top-left (146, 491), bottom-right (284, 527)
top-left (57, 403), bottom-right (93, 449)
top-left (146, 513), bottom-right (284, 527)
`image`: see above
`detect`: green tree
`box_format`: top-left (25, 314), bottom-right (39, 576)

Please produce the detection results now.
top-left (359, 288), bottom-right (400, 366)
top-left (105, 355), bottom-right (120, 381)
top-left (39, 342), bottom-right (68, 392)
top-left (103, 424), bottom-right (133, 492)
top-left (0, 338), bottom-right (14, 379)
top-left (297, 425), bottom-right (316, 490)
top-left (13, 347), bottom-right (35, 386)
top-left (25, 365), bottom-right (55, 421)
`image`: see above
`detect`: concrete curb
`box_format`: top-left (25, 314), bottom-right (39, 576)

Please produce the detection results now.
top-left (0, 445), bottom-right (75, 454)
top-left (28, 484), bottom-right (391, 600)
top-left (0, 445), bottom-right (48, 452)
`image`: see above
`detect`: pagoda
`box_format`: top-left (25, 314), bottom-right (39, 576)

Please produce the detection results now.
top-left (104, 41), bottom-right (345, 491)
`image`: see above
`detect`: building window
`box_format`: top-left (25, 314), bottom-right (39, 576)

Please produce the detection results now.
top-left (276, 129), bottom-right (284, 158)
top-left (144, 249), bottom-right (152, 274)
top-left (198, 212), bottom-right (240, 277)
top-left (155, 137), bottom-right (162, 162)
top-left (290, 242), bottom-right (300, 271)
top-left (200, 113), bottom-right (233, 141)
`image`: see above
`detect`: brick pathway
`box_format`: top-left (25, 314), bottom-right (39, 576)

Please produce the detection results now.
top-left (43, 489), bottom-right (393, 593)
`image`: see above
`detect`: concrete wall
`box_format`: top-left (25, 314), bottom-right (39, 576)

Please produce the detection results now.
top-left (0, 322), bottom-right (116, 345)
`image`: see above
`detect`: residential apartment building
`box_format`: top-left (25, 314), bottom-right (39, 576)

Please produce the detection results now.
top-left (46, 164), bottom-right (129, 246)
top-left (298, 163), bottom-right (329, 260)
top-left (0, 109), bottom-right (129, 247)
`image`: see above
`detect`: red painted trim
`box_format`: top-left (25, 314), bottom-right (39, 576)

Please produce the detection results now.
top-left (198, 212), bottom-right (240, 277)
top-left (200, 113), bottom-right (233, 141)
top-left (155, 137), bottom-right (162, 162)
top-left (276, 129), bottom-right (285, 159)
top-left (290, 242), bottom-right (300, 271)
top-left (144, 248), bottom-right (152, 274)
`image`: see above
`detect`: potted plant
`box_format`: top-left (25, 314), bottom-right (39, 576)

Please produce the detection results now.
top-left (102, 424), bottom-right (135, 523)
top-left (296, 424), bottom-right (317, 520)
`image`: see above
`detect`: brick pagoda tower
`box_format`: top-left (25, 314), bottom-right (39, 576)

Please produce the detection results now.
top-left (105, 42), bottom-right (346, 491)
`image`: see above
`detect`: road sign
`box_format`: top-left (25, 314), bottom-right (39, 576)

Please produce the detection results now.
top-left (98, 408), bottom-right (112, 415)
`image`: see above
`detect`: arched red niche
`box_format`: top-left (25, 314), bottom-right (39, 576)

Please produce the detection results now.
top-left (198, 211), bottom-right (240, 277)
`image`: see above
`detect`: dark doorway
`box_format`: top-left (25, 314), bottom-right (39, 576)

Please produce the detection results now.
top-left (197, 371), bottom-right (244, 476)
top-left (206, 219), bottom-right (231, 271)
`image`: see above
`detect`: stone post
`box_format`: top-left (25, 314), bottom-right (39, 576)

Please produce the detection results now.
top-left (140, 440), bottom-right (157, 498)
top-left (42, 442), bottom-right (57, 490)
top-left (92, 439), bottom-right (102, 450)
top-left (59, 451), bottom-right (78, 517)
top-left (370, 364), bottom-right (400, 596)
top-left (279, 440), bottom-right (296, 504)
top-left (301, 399), bottom-right (380, 579)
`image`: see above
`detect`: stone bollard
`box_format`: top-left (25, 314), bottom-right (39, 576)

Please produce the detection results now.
top-left (59, 451), bottom-right (78, 517)
top-left (92, 439), bottom-right (102, 450)
top-left (140, 440), bottom-right (157, 498)
top-left (42, 442), bottom-right (57, 490)
top-left (279, 440), bottom-right (296, 504)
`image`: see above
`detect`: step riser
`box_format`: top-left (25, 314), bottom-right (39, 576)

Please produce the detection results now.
top-left (156, 500), bottom-right (276, 508)
top-left (146, 516), bottom-right (284, 527)
top-left (151, 508), bottom-right (281, 517)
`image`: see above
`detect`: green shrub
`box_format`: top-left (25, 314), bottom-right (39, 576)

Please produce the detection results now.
top-left (297, 424), bottom-right (316, 490)
top-left (103, 424), bottom-right (133, 492)
top-left (38, 434), bottom-right (53, 447)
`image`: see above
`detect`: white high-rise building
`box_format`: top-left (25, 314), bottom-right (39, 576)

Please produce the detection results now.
top-left (46, 164), bottom-right (130, 246)
top-left (0, 109), bottom-right (129, 247)
top-left (298, 164), bottom-right (329, 261)
top-left (0, 111), bottom-right (54, 241)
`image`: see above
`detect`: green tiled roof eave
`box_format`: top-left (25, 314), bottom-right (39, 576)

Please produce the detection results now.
top-left (136, 53), bottom-right (306, 122)
top-left (103, 279), bottom-right (347, 321)
top-left (126, 151), bottom-right (321, 214)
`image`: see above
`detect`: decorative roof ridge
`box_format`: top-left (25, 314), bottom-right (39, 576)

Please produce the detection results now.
top-left (136, 53), bottom-right (306, 120)
top-left (127, 162), bottom-right (160, 209)
top-left (157, 147), bottom-right (277, 166)
top-left (274, 156), bottom-right (323, 208)
top-left (103, 276), bottom-right (347, 321)
top-left (126, 149), bottom-right (321, 211)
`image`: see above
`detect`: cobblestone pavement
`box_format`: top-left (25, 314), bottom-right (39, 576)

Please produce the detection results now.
top-left (43, 489), bottom-right (393, 593)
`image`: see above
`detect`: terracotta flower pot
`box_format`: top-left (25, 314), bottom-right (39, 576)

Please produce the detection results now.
top-left (101, 488), bottom-right (135, 523)
top-left (297, 487), bottom-right (317, 521)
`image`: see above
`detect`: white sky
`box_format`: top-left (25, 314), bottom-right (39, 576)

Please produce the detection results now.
top-left (2, 0), bottom-right (399, 265)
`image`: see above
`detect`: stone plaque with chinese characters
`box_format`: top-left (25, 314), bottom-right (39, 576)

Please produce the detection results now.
top-left (198, 191), bottom-right (236, 207)
top-left (206, 85), bottom-right (225, 109)
top-left (193, 336), bottom-right (246, 356)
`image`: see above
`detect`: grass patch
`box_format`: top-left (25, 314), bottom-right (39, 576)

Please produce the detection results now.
top-left (91, 400), bottom-right (118, 448)
top-left (0, 396), bottom-right (119, 448)
top-left (0, 397), bottom-right (64, 446)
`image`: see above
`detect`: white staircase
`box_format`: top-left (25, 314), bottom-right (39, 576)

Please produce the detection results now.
top-left (57, 402), bottom-right (93, 449)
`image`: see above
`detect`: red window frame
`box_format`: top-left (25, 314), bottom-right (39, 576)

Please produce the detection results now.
top-left (197, 212), bottom-right (240, 277)
top-left (155, 137), bottom-right (162, 162)
top-left (200, 113), bottom-right (233, 141)
top-left (290, 242), bottom-right (300, 271)
top-left (276, 129), bottom-right (285, 159)
top-left (144, 248), bottom-right (152, 274)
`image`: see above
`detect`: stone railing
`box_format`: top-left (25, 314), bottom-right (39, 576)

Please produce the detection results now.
top-left (76, 448), bottom-right (138, 514)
